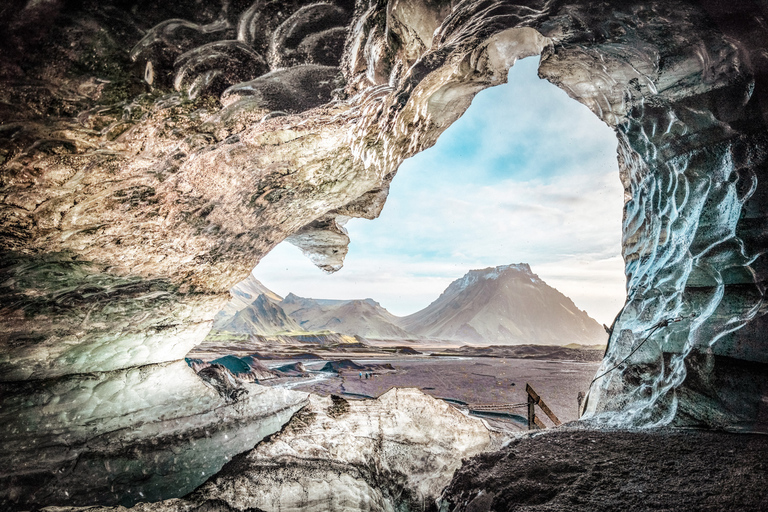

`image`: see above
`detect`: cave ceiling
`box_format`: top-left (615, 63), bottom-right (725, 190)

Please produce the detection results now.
top-left (1, 0), bottom-right (768, 508)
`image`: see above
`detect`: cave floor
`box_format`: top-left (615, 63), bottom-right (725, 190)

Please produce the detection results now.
top-left (441, 427), bottom-right (768, 512)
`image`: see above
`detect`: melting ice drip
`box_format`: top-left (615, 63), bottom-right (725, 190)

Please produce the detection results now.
top-left (584, 82), bottom-right (764, 428)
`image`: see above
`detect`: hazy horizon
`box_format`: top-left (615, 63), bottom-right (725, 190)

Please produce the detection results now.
top-left (253, 56), bottom-right (626, 325)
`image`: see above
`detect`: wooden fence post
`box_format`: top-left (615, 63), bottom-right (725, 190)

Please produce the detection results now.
top-left (526, 383), bottom-right (561, 429)
top-left (527, 392), bottom-right (536, 430)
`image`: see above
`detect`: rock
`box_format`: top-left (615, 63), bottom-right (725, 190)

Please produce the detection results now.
top-left (197, 363), bottom-right (250, 402)
top-left (130, 19), bottom-right (234, 88)
top-left (296, 26), bottom-right (349, 66)
top-left (173, 40), bottom-right (269, 99)
top-left (206, 354), bottom-right (281, 382)
top-left (440, 428), bottom-right (768, 511)
top-left (220, 64), bottom-right (341, 111)
top-left (268, 2), bottom-right (352, 68)
top-left (320, 360), bottom-right (396, 373)
top-left (272, 361), bottom-right (309, 376)
top-left (319, 359), bottom-right (366, 372)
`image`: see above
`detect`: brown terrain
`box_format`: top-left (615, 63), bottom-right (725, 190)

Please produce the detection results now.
top-left (289, 356), bottom-right (600, 427)
top-left (441, 428), bottom-right (768, 512)
top-left (187, 336), bottom-right (604, 428)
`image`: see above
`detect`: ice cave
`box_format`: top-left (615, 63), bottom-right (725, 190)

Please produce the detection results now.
top-left (1, 0), bottom-right (767, 510)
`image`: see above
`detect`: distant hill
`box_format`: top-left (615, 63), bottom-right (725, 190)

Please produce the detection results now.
top-left (279, 293), bottom-right (413, 340)
top-left (397, 264), bottom-right (607, 346)
top-left (210, 264), bottom-right (607, 346)
top-left (213, 274), bottom-right (286, 330)
top-left (216, 294), bottom-right (304, 335)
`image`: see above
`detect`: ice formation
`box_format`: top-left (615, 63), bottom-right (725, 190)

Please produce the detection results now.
top-left (48, 389), bottom-right (503, 512)
top-left (1, 360), bottom-right (307, 507)
top-left (1, 0), bottom-right (767, 508)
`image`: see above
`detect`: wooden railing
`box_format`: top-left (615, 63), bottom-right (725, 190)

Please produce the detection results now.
top-left (526, 383), bottom-right (561, 430)
top-left (463, 383), bottom-right (561, 431)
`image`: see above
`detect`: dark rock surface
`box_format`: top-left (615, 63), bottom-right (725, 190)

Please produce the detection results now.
top-left (199, 354), bottom-right (281, 382)
top-left (131, 19), bottom-right (236, 89)
top-left (268, 2), bottom-right (352, 68)
top-left (441, 428), bottom-right (768, 512)
top-left (173, 40), bottom-right (269, 99)
top-left (431, 344), bottom-right (605, 362)
top-left (220, 64), bottom-right (341, 110)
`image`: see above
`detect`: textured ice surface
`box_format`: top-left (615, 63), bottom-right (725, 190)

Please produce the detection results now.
top-left (187, 389), bottom-right (500, 511)
top-left (0, 254), bottom-right (226, 381)
top-left (2, 2), bottom-right (768, 508)
top-left (0, 361), bottom-right (308, 507)
top-left (285, 215), bottom-right (351, 273)
top-left (57, 389), bottom-right (502, 512)
top-left (537, 5), bottom-right (768, 430)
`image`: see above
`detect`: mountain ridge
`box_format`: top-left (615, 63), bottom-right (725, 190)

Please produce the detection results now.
top-left (398, 264), bottom-right (606, 346)
top-left (210, 264), bottom-right (607, 346)
top-left (280, 294), bottom-right (412, 340)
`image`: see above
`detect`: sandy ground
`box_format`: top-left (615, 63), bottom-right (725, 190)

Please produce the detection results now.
top-left (263, 356), bottom-right (601, 427)
top-left (441, 427), bottom-right (768, 511)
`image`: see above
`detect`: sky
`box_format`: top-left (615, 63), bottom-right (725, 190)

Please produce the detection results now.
top-left (253, 56), bottom-right (627, 324)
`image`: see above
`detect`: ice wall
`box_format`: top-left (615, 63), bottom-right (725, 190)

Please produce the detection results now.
top-left (538, 4), bottom-right (768, 430)
top-left (1, 0), bottom-right (767, 508)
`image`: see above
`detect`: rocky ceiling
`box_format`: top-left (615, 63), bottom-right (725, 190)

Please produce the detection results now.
top-left (1, 0), bottom-right (767, 509)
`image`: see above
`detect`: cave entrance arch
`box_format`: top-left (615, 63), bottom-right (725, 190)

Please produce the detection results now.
top-left (207, 56), bottom-right (626, 425)
top-left (2, 2), bottom-right (768, 509)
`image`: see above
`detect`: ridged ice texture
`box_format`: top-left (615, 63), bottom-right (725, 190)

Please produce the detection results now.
top-left (536, 4), bottom-right (768, 430)
top-left (1, 1), bottom-right (768, 508)
top-left (0, 361), bottom-right (308, 508)
top-left (56, 389), bottom-right (501, 512)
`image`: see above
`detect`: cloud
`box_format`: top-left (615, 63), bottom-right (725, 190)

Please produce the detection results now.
top-left (255, 243), bottom-right (461, 316)
top-left (252, 56), bottom-right (627, 325)
top-left (360, 171), bottom-right (624, 264)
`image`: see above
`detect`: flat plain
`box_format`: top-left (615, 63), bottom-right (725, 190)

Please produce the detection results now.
top-left (264, 355), bottom-right (600, 427)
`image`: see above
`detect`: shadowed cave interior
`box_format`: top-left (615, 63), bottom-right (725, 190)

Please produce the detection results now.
top-left (1, 0), bottom-right (767, 510)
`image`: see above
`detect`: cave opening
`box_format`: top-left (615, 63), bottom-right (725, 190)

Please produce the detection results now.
top-left (193, 56), bottom-right (626, 428)
top-left (3, 1), bottom-right (768, 509)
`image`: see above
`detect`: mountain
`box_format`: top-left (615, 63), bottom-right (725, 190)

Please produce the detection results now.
top-left (280, 293), bottom-right (413, 340)
top-left (213, 273), bottom-right (284, 327)
top-left (212, 264), bottom-right (606, 344)
top-left (216, 294), bottom-right (304, 335)
top-left (397, 264), bottom-right (607, 346)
